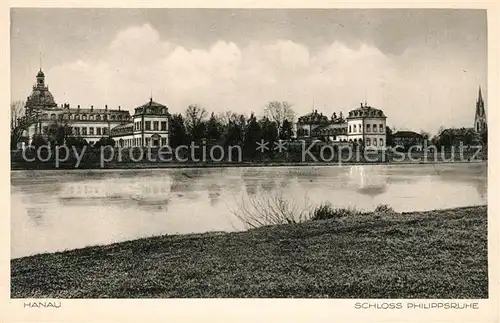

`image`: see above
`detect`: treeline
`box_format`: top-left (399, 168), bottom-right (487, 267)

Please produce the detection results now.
top-left (168, 103), bottom-right (295, 158)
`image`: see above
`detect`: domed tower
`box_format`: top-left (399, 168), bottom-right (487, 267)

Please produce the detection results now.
top-left (474, 86), bottom-right (487, 133)
top-left (25, 69), bottom-right (58, 116)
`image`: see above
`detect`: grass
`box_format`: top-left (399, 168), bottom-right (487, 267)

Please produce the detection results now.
top-left (11, 205), bottom-right (487, 298)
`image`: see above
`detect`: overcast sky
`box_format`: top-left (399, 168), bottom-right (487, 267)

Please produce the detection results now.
top-left (11, 9), bottom-right (487, 134)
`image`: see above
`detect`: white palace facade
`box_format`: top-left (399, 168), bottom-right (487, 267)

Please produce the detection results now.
top-left (15, 69), bottom-right (169, 147)
top-left (296, 102), bottom-right (387, 150)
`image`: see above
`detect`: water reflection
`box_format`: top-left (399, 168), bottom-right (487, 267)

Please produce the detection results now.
top-left (11, 163), bottom-right (487, 258)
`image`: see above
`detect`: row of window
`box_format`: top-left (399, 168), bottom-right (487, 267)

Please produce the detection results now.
top-left (349, 123), bottom-right (384, 134)
top-left (42, 126), bottom-right (108, 136)
top-left (118, 137), bottom-right (168, 147)
top-left (72, 127), bottom-right (109, 136)
top-left (134, 121), bottom-right (168, 131)
top-left (42, 113), bottom-right (129, 121)
top-left (365, 138), bottom-right (384, 146)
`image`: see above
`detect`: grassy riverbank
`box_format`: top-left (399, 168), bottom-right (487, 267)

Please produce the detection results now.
top-left (11, 205), bottom-right (487, 298)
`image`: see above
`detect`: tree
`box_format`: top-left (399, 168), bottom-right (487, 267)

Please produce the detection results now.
top-left (185, 104), bottom-right (208, 142)
top-left (94, 137), bottom-right (116, 149)
top-left (243, 113), bottom-right (262, 160)
top-left (169, 113), bottom-right (187, 147)
top-left (385, 126), bottom-right (394, 146)
top-left (10, 100), bottom-right (25, 128)
top-left (206, 112), bottom-right (222, 143)
top-left (31, 133), bottom-right (47, 149)
top-left (264, 101), bottom-right (295, 135)
top-left (66, 136), bottom-right (90, 149)
top-left (259, 117), bottom-right (279, 148)
top-left (481, 128), bottom-right (488, 145)
top-left (280, 119), bottom-right (294, 140)
top-left (47, 120), bottom-right (72, 146)
top-left (420, 130), bottom-right (431, 141)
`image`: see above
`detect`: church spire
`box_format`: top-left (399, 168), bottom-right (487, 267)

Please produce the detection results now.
top-left (477, 86), bottom-right (483, 104)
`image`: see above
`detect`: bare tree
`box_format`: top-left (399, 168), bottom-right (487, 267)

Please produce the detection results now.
top-left (264, 101), bottom-right (295, 133)
top-left (420, 130), bottom-right (431, 140)
top-left (184, 104), bottom-right (208, 141)
top-left (11, 100), bottom-right (25, 127)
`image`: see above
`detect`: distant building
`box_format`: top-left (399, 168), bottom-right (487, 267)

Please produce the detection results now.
top-left (392, 131), bottom-right (424, 150)
top-left (296, 102), bottom-right (387, 149)
top-left (474, 86), bottom-right (487, 134)
top-left (110, 99), bottom-right (169, 147)
top-left (346, 102), bottom-right (387, 150)
top-left (14, 69), bottom-right (169, 147)
top-left (438, 87), bottom-right (487, 147)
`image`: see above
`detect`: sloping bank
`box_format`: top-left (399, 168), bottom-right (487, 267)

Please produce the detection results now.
top-left (11, 206), bottom-right (487, 298)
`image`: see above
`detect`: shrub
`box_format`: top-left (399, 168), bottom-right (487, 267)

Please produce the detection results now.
top-left (310, 203), bottom-right (360, 221)
top-left (374, 204), bottom-right (395, 214)
top-left (232, 191), bottom-right (311, 229)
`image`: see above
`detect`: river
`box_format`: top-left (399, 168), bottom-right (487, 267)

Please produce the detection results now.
top-left (11, 163), bottom-right (487, 258)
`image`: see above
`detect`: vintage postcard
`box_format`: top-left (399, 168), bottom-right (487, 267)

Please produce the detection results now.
top-left (2, 1), bottom-right (498, 322)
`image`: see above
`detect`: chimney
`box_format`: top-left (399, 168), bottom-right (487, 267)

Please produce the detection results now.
top-left (105, 104), bottom-right (108, 110)
top-left (91, 105), bottom-right (94, 112)
top-left (118, 106), bottom-right (121, 111)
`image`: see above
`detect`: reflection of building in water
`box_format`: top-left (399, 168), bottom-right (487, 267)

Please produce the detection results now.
top-left (25, 207), bottom-right (45, 226)
top-left (59, 179), bottom-right (171, 206)
top-left (349, 166), bottom-right (388, 197)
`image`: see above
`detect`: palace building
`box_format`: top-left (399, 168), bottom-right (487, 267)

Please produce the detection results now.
top-left (346, 102), bottom-right (387, 149)
top-left (14, 69), bottom-right (169, 147)
top-left (296, 102), bottom-right (387, 149)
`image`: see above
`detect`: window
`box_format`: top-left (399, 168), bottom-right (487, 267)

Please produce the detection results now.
top-left (379, 138), bottom-right (384, 146)
top-left (50, 114), bottom-right (56, 120)
top-left (366, 138), bottom-right (371, 146)
top-left (97, 128), bottom-right (101, 135)
top-left (82, 127), bottom-right (87, 135)
top-left (348, 125), bottom-right (351, 133)
top-left (145, 138), bottom-right (150, 146)
top-left (89, 127), bottom-right (94, 135)
top-left (153, 121), bottom-right (159, 130)
top-left (145, 121), bottom-right (151, 130)
top-left (75, 114), bottom-right (80, 120)
top-left (103, 128), bottom-right (108, 135)
top-left (161, 138), bottom-right (167, 145)
top-left (43, 126), bottom-right (48, 134)
top-left (111, 115), bottom-right (116, 121)
top-left (353, 125), bottom-right (357, 133)
top-left (96, 115), bottom-right (101, 121)
top-left (82, 114), bottom-right (87, 120)
top-left (43, 113), bottom-right (48, 119)
top-left (373, 139), bottom-right (378, 146)
top-left (366, 124), bottom-right (371, 133)
top-left (89, 115), bottom-right (94, 121)
top-left (379, 124), bottom-right (384, 132)
top-left (103, 115), bottom-right (108, 121)
top-left (161, 121), bottom-right (167, 131)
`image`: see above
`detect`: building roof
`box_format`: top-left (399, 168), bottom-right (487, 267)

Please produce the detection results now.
top-left (138, 99), bottom-right (166, 109)
top-left (297, 110), bottom-right (329, 125)
top-left (347, 103), bottom-right (386, 119)
top-left (440, 127), bottom-right (476, 136)
top-left (393, 131), bottom-right (423, 138)
top-left (315, 123), bottom-right (347, 135)
top-left (110, 122), bottom-right (134, 135)
top-left (26, 87), bottom-right (57, 108)
top-left (26, 69), bottom-right (57, 109)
